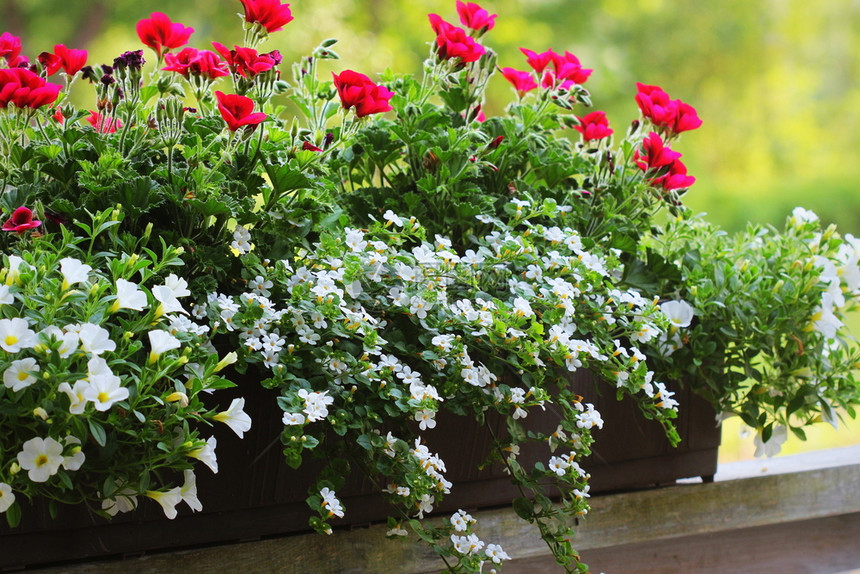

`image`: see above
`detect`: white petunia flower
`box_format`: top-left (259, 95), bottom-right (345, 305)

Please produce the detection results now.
top-left (38, 326), bottom-right (79, 358)
top-left (213, 397), bottom-right (252, 438)
top-left (0, 317), bottom-right (38, 353)
top-left (753, 425), bottom-right (788, 458)
top-left (59, 257), bottom-right (92, 290)
top-left (58, 380), bottom-right (90, 414)
top-left (188, 436), bottom-right (218, 473)
top-left (77, 323), bottom-right (116, 355)
top-left (0, 284), bottom-right (14, 305)
top-left (180, 469), bottom-right (203, 512)
top-left (383, 210), bottom-right (403, 227)
top-left (0, 482), bottom-right (15, 513)
top-left (146, 487), bottom-right (183, 519)
top-left (17, 436), bottom-right (64, 482)
top-left (3, 357), bottom-right (40, 392)
top-left (113, 279), bottom-right (148, 311)
top-left (81, 356), bottom-right (127, 410)
top-left (61, 436), bottom-right (86, 471)
top-left (147, 330), bottom-right (181, 363)
top-left (660, 299), bottom-right (694, 329)
top-left (101, 483), bottom-right (139, 516)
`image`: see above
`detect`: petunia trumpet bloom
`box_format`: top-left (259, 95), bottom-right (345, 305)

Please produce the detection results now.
top-left (215, 90), bottom-right (267, 131)
top-left (2, 206), bottom-right (41, 233)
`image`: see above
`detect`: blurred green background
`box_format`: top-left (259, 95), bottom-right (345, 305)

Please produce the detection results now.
top-left (3, 0), bottom-right (859, 460)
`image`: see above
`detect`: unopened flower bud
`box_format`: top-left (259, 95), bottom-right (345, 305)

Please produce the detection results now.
top-left (214, 351), bottom-right (238, 373)
top-left (33, 407), bottom-right (49, 420)
top-left (166, 392), bottom-right (190, 407)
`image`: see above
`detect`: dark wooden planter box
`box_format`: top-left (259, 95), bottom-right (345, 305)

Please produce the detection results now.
top-left (0, 370), bottom-right (720, 570)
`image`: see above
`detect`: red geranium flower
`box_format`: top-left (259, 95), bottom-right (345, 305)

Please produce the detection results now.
top-left (499, 68), bottom-right (537, 97)
top-left (0, 32), bottom-right (23, 65)
top-left (238, 0), bottom-right (294, 34)
top-left (2, 207), bottom-right (41, 233)
top-left (652, 158), bottom-right (696, 191)
top-left (136, 12), bottom-right (194, 59)
top-left (635, 83), bottom-right (702, 135)
top-left (212, 43), bottom-right (277, 78)
top-left (574, 111), bottom-right (613, 141)
top-left (634, 132), bottom-right (681, 171)
top-left (163, 48), bottom-right (229, 80)
top-left (37, 51), bottom-right (64, 76)
top-left (52, 44), bottom-right (88, 76)
top-left (456, 1), bottom-right (497, 33)
top-left (86, 111), bottom-right (122, 133)
top-left (0, 68), bottom-right (61, 109)
top-left (522, 48), bottom-right (592, 88)
top-left (332, 70), bottom-right (394, 118)
top-left (428, 14), bottom-right (486, 64)
top-left (215, 91), bottom-right (267, 131)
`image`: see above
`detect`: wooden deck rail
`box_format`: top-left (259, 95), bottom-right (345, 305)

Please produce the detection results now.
top-left (27, 445), bottom-right (860, 574)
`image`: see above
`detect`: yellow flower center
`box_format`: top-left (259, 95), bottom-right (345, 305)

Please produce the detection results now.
top-left (5, 335), bottom-right (18, 347)
top-left (18, 371), bottom-right (28, 381)
top-left (98, 392), bottom-right (110, 403)
top-left (35, 455), bottom-right (49, 467)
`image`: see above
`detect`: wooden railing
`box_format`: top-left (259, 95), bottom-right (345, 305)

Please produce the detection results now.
top-left (30, 445), bottom-right (860, 573)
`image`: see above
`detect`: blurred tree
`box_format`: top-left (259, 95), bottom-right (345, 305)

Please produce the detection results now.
top-left (2, 0), bottom-right (858, 232)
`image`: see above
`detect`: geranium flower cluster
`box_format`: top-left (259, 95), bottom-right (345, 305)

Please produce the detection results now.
top-left (0, 209), bottom-right (249, 523)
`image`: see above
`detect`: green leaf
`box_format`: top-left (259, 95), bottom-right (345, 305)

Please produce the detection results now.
top-left (88, 418), bottom-right (107, 447)
top-left (5, 502), bottom-right (21, 528)
top-left (512, 497), bottom-right (535, 521)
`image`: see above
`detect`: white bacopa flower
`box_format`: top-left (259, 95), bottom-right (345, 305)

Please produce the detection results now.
top-left (188, 436), bottom-right (218, 473)
top-left (386, 524), bottom-right (408, 537)
top-left (660, 299), bottom-right (694, 329)
top-left (231, 225), bottom-right (252, 254)
top-left (344, 227), bottom-right (368, 252)
top-left (575, 403), bottom-right (604, 430)
top-left (213, 397), bottom-right (252, 438)
top-left (0, 317), bottom-right (38, 353)
top-left (17, 436), bottom-right (64, 482)
top-left (0, 482), bottom-right (15, 513)
top-left (415, 409), bottom-right (437, 430)
top-left (61, 436), bottom-right (86, 471)
top-left (58, 380), bottom-right (90, 414)
top-left (180, 469), bottom-right (203, 512)
top-left (319, 486), bottom-right (345, 518)
top-left (114, 279), bottom-right (148, 311)
top-left (450, 509), bottom-right (474, 532)
top-left (146, 487), bottom-right (183, 519)
top-left (383, 210), bottom-right (403, 227)
top-left (298, 389), bottom-right (334, 422)
top-left (250, 275), bottom-right (273, 297)
top-left (282, 412), bottom-right (306, 426)
top-left (485, 543), bottom-right (511, 564)
top-left (59, 257), bottom-right (92, 290)
top-left (409, 295), bottom-right (431, 319)
top-left (77, 323), bottom-right (116, 355)
top-left (3, 357), bottom-right (40, 392)
top-left (511, 297), bottom-right (534, 318)
top-left (451, 533), bottom-right (484, 556)
top-left (148, 329), bottom-right (181, 363)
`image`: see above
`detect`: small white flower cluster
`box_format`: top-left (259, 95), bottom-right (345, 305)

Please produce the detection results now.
top-left (447, 509), bottom-right (511, 568)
